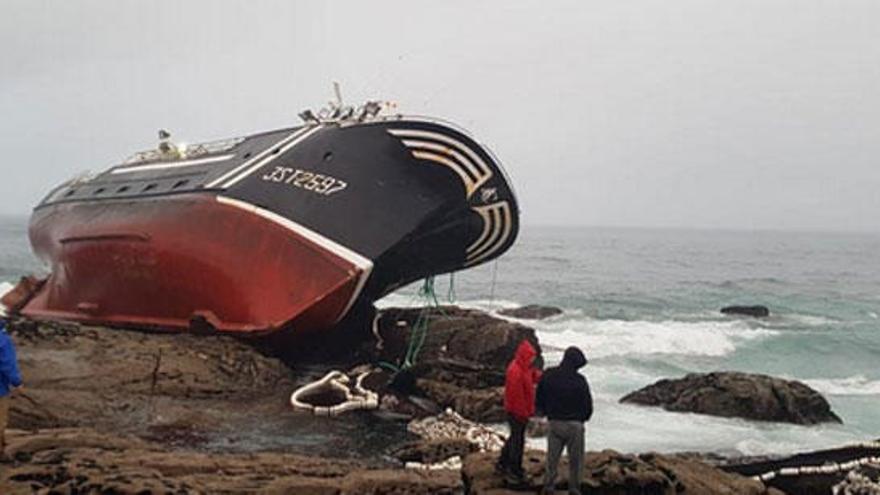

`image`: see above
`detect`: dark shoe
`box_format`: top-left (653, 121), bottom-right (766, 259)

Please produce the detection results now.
top-left (0, 453), bottom-right (12, 463)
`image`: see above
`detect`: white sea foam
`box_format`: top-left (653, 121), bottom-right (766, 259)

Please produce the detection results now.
top-left (805, 375), bottom-right (880, 396)
top-left (782, 314), bottom-right (837, 327)
top-left (0, 281), bottom-right (14, 316)
top-left (375, 293), bottom-right (521, 312)
top-left (869, 312), bottom-right (878, 320)
top-left (564, 396), bottom-right (861, 456)
top-left (535, 318), bottom-right (777, 359)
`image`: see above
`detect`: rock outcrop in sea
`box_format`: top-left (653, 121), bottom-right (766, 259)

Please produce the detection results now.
top-left (498, 304), bottom-right (564, 320)
top-left (620, 371), bottom-right (842, 425)
top-left (721, 305), bottom-right (770, 317)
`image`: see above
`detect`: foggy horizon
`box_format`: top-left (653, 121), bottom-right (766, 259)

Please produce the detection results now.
top-left (2, 0), bottom-right (879, 232)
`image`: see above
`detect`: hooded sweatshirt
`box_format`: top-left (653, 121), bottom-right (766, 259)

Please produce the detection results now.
top-left (535, 346), bottom-right (593, 422)
top-left (0, 321), bottom-right (22, 397)
top-left (503, 340), bottom-right (538, 422)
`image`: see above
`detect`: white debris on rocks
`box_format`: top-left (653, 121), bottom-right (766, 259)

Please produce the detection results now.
top-left (408, 408), bottom-right (505, 453)
top-left (833, 464), bottom-right (880, 495)
top-left (405, 455), bottom-right (463, 471)
top-left (405, 408), bottom-right (505, 470)
top-left (751, 448), bottom-right (880, 483)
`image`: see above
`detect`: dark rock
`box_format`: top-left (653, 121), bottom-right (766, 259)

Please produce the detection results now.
top-left (498, 304), bottom-right (564, 320)
top-left (370, 306), bottom-right (540, 422)
top-left (620, 372), bottom-right (842, 425)
top-left (721, 305), bottom-right (770, 317)
top-left (370, 306), bottom-right (540, 370)
top-left (0, 276), bottom-right (45, 315)
top-left (462, 449), bottom-right (782, 494)
top-left (1, 428), bottom-right (463, 494)
top-left (721, 440), bottom-right (880, 495)
top-left (390, 438), bottom-right (476, 464)
top-left (417, 379), bottom-right (506, 423)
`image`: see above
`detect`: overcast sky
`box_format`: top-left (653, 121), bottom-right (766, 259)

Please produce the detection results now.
top-left (1, 0), bottom-right (878, 231)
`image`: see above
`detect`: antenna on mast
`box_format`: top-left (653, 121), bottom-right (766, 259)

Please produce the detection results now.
top-left (333, 81), bottom-right (343, 108)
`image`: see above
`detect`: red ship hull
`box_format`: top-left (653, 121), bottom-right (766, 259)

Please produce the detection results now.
top-left (22, 193), bottom-right (368, 334)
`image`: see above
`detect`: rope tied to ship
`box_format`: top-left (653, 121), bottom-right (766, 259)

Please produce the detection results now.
top-left (378, 274), bottom-right (454, 373)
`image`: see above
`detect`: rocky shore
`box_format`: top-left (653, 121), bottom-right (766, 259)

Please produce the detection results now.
top-left (0, 306), bottom-right (876, 493)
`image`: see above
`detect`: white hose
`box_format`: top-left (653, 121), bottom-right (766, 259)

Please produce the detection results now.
top-left (290, 369), bottom-right (379, 416)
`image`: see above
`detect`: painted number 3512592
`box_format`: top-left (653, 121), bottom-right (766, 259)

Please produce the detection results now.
top-left (261, 167), bottom-right (348, 196)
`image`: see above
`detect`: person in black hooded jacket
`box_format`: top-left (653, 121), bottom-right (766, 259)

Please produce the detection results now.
top-left (535, 346), bottom-right (592, 495)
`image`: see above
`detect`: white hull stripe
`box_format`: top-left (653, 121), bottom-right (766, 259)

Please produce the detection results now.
top-left (206, 130), bottom-right (305, 188)
top-left (388, 129), bottom-right (493, 198)
top-left (215, 196), bottom-right (373, 323)
top-left (221, 125), bottom-right (324, 189)
top-left (206, 125), bottom-right (320, 189)
top-left (111, 154), bottom-right (236, 174)
top-left (466, 201), bottom-right (513, 266)
top-left (401, 140), bottom-right (483, 182)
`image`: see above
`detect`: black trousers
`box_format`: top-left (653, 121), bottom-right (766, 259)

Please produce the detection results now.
top-left (498, 413), bottom-right (527, 475)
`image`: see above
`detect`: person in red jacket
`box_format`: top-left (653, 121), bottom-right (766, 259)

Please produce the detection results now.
top-left (495, 339), bottom-right (539, 483)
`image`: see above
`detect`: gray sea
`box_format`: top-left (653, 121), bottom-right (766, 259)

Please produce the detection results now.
top-left (3, 215), bottom-right (879, 456)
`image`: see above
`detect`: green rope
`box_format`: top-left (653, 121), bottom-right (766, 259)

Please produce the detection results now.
top-left (447, 272), bottom-right (457, 303)
top-left (396, 276), bottom-right (443, 370)
top-left (389, 273), bottom-right (459, 373)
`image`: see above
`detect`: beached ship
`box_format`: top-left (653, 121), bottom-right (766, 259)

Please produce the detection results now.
top-left (14, 100), bottom-right (518, 335)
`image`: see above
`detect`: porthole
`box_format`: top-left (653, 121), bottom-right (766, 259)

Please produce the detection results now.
top-left (172, 180), bottom-right (189, 189)
top-left (143, 184), bottom-right (157, 192)
top-left (94, 188), bottom-right (106, 195)
top-left (117, 186), bottom-right (130, 193)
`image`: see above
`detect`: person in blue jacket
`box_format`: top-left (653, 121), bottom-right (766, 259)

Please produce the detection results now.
top-left (0, 318), bottom-right (22, 461)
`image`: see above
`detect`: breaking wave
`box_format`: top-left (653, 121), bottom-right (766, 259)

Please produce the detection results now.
top-left (804, 375), bottom-right (880, 396)
top-left (535, 318), bottom-right (777, 359)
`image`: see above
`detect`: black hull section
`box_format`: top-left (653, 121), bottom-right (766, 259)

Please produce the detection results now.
top-left (223, 119), bottom-right (518, 299)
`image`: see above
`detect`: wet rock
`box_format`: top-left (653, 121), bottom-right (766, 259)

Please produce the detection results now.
top-left (370, 306), bottom-right (540, 422)
top-left (417, 379), bottom-right (505, 423)
top-left (498, 304), bottom-right (563, 320)
top-left (461, 449), bottom-right (782, 494)
top-left (390, 438), bottom-right (476, 464)
top-left (0, 428), bottom-right (463, 494)
top-left (0, 275), bottom-right (44, 315)
top-left (721, 305), bottom-right (770, 317)
top-left (620, 371), bottom-right (842, 425)
top-left (4, 318), bottom-right (304, 452)
top-left (371, 306), bottom-right (539, 370)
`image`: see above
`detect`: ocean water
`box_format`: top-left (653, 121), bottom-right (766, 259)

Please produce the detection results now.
top-left (379, 226), bottom-right (880, 457)
top-left (3, 216), bottom-right (878, 457)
